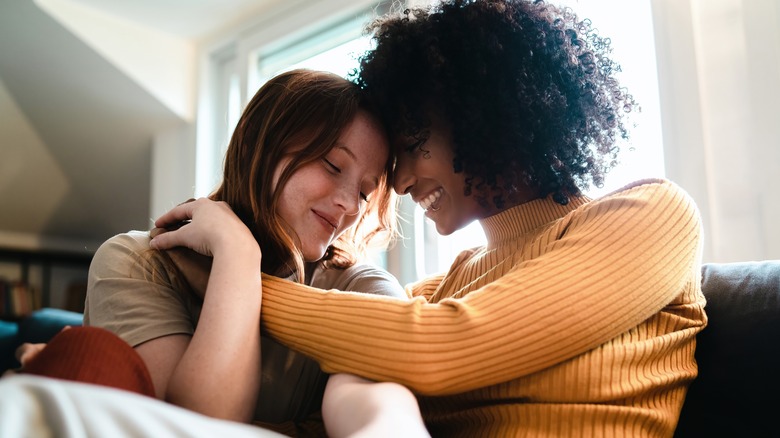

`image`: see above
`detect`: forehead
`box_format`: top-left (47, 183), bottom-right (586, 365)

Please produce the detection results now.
top-left (333, 125), bottom-right (388, 183)
top-left (332, 144), bottom-right (358, 159)
top-left (337, 113), bottom-right (390, 156)
top-left (332, 143), bottom-right (386, 182)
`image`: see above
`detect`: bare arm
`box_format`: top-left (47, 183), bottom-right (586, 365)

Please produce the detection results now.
top-left (312, 264), bottom-right (427, 436)
top-left (323, 373), bottom-right (429, 438)
top-left (140, 199), bottom-right (263, 422)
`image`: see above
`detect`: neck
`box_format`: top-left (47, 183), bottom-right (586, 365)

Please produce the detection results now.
top-left (482, 184), bottom-right (542, 215)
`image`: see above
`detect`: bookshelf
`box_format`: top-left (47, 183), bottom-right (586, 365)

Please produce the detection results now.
top-left (0, 247), bottom-right (93, 316)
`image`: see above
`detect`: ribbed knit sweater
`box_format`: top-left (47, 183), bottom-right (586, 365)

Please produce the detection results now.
top-left (261, 178), bottom-right (707, 437)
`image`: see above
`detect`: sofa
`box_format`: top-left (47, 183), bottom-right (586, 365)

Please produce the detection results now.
top-left (0, 307), bottom-right (84, 372)
top-left (1, 261), bottom-right (778, 436)
top-left (674, 261), bottom-right (779, 437)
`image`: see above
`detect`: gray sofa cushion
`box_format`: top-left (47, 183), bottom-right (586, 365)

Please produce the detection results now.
top-left (675, 261), bottom-right (780, 437)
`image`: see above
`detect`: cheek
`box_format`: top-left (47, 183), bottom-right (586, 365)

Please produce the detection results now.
top-left (283, 166), bottom-right (329, 205)
top-left (276, 173), bottom-right (317, 222)
top-left (274, 188), bottom-right (296, 227)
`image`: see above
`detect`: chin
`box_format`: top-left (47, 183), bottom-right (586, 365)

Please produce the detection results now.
top-left (435, 222), bottom-right (457, 236)
top-left (303, 246), bottom-right (329, 263)
top-left (436, 215), bottom-right (474, 236)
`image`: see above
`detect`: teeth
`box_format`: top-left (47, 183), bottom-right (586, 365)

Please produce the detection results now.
top-left (419, 189), bottom-right (442, 211)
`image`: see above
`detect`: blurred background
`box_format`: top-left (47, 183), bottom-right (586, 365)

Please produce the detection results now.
top-left (0, 0), bottom-right (778, 314)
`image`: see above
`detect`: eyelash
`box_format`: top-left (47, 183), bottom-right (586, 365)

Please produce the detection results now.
top-left (405, 138), bottom-right (427, 153)
top-left (323, 158), bottom-right (340, 173)
top-left (323, 158), bottom-right (369, 202)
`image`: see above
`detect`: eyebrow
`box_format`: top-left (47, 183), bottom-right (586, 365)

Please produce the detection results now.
top-left (335, 144), bottom-right (357, 160)
top-left (334, 144), bottom-right (380, 187)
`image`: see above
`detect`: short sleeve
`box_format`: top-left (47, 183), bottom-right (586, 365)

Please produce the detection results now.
top-left (309, 263), bottom-right (406, 298)
top-left (84, 231), bottom-right (199, 347)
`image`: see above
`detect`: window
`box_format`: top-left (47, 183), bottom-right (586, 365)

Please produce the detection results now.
top-left (196, 46), bottom-right (241, 197)
top-left (252, 16), bottom-right (373, 88)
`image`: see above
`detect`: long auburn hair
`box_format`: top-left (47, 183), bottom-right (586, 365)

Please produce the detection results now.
top-left (209, 69), bottom-right (397, 281)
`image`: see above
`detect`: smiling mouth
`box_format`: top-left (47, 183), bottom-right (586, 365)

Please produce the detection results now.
top-left (313, 210), bottom-right (338, 231)
top-left (418, 188), bottom-right (443, 212)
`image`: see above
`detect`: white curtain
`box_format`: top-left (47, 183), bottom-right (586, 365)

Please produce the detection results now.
top-left (652, 0), bottom-right (780, 263)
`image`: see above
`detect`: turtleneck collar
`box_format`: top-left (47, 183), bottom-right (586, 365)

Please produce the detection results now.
top-left (479, 194), bottom-right (591, 249)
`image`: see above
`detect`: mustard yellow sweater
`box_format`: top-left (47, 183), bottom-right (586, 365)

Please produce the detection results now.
top-left (261, 179), bottom-right (707, 437)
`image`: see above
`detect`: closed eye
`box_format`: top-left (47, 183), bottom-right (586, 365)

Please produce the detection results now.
top-left (323, 158), bottom-right (340, 173)
top-left (404, 138), bottom-right (426, 153)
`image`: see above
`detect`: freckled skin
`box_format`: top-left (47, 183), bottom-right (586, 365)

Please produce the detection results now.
top-left (274, 110), bottom-right (389, 260)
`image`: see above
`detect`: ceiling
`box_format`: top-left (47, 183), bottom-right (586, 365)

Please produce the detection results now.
top-left (0, 0), bottom-right (279, 253)
top-left (63, 0), bottom-right (280, 40)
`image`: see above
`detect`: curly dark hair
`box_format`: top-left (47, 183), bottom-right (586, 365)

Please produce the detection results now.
top-left (356, 0), bottom-right (637, 206)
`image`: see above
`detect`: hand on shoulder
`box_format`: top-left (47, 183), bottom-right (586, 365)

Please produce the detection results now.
top-left (149, 198), bottom-right (259, 260)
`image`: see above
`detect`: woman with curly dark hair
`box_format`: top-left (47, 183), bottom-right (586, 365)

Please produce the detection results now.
top-left (153, 1), bottom-right (706, 436)
top-left (359, 0), bottom-right (630, 211)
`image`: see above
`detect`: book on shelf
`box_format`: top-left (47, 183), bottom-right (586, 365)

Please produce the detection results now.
top-left (0, 278), bottom-right (40, 318)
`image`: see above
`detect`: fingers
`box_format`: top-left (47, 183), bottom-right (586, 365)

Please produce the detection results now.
top-left (149, 227), bottom-right (167, 239)
top-left (153, 198), bottom-right (199, 229)
top-left (149, 222), bottom-right (191, 250)
top-left (150, 200), bottom-right (203, 251)
top-left (149, 221), bottom-right (190, 239)
top-left (153, 206), bottom-right (191, 229)
top-left (15, 342), bottom-right (47, 367)
top-left (148, 198), bottom-right (248, 257)
top-left (149, 220), bottom-right (204, 253)
top-left (148, 227), bottom-right (182, 251)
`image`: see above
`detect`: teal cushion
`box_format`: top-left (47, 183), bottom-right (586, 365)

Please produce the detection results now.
top-left (17, 308), bottom-right (83, 344)
top-left (2, 308), bottom-right (83, 372)
top-left (0, 319), bottom-right (19, 373)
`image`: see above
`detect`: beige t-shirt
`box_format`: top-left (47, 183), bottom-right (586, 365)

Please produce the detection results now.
top-left (84, 231), bottom-right (405, 427)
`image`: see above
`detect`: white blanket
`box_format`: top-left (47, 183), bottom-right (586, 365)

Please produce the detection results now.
top-left (0, 375), bottom-right (284, 438)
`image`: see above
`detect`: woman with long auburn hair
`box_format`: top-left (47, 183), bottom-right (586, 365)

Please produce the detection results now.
top-left (210, 69), bottom-right (396, 279)
top-left (9, 69), bottom-right (428, 437)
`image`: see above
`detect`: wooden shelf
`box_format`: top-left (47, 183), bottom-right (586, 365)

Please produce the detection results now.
top-left (0, 247), bottom-right (93, 308)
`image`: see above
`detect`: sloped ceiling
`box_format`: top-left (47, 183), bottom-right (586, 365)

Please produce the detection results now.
top-left (0, 0), bottom-right (186, 252)
top-left (0, 0), bottom-right (278, 253)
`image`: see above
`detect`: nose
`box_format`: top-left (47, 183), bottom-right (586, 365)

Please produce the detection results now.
top-left (334, 184), bottom-right (361, 217)
top-left (393, 154), bottom-right (416, 195)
